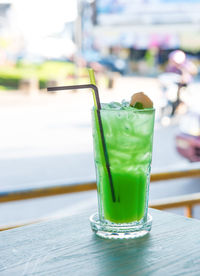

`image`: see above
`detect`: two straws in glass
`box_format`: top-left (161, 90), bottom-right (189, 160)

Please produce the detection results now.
top-left (47, 69), bottom-right (116, 202)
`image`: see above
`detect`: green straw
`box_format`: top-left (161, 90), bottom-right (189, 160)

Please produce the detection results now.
top-left (47, 70), bottom-right (116, 202)
top-left (88, 68), bottom-right (98, 108)
top-left (88, 68), bottom-right (116, 202)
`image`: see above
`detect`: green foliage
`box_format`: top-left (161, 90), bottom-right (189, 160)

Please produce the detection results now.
top-left (0, 61), bottom-right (80, 90)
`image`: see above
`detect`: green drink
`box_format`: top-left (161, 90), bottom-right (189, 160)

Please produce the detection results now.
top-left (90, 99), bottom-right (155, 239)
top-left (47, 73), bottom-right (154, 239)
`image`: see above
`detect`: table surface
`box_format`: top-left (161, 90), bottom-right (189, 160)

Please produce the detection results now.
top-left (1, 208), bottom-right (200, 276)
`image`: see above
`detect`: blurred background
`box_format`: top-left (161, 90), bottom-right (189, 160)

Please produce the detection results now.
top-left (0, 0), bottom-right (200, 229)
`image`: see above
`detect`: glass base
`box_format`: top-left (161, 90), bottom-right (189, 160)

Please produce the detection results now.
top-left (90, 213), bottom-right (152, 240)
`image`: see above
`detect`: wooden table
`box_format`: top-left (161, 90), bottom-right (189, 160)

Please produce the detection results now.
top-left (1, 208), bottom-right (200, 275)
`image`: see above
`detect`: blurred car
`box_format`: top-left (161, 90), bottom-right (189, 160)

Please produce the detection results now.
top-left (175, 112), bottom-right (200, 162)
top-left (83, 51), bottom-right (127, 75)
top-left (98, 56), bottom-right (127, 75)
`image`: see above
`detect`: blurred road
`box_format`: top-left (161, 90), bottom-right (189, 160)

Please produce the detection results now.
top-left (0, 76), bottom-right (200, 227)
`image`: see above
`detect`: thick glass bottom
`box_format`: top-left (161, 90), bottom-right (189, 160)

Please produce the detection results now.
top-left (90, 213), bottom-right (152, 240)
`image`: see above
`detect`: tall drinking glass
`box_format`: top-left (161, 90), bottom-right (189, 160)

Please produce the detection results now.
top-left (90, 107), bottom-right (155, 239)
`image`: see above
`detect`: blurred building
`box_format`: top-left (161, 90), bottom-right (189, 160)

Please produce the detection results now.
top-left (1, 0), bottom-right (200, 74)
top-left (0, 1), bottom-right (19, 64)
top-left (83, 0), bottom-right (200, 74)
top-left (93, 0), bottom-right (200, 50)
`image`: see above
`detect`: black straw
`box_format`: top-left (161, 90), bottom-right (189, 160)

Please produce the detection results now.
top-left (47, 84), bottom-right (116, 202)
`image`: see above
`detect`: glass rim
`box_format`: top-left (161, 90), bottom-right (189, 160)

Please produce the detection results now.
top-left (92, 107), bottom-right (155, 112)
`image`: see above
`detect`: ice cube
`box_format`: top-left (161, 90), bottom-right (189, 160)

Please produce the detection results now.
top-left (121, 99), bottom-right (129, 108)
top-left (108, 101), bottom-right (122, 109)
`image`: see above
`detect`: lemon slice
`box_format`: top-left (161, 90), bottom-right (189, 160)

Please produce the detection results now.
top-left (130, 92), bottom-right (153, 108)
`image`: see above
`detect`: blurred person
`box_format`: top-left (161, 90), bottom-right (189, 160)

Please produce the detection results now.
top-left (166, 50), bottom-right (197, 85)
top-left (159, 50), bottom-right (198, 122)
